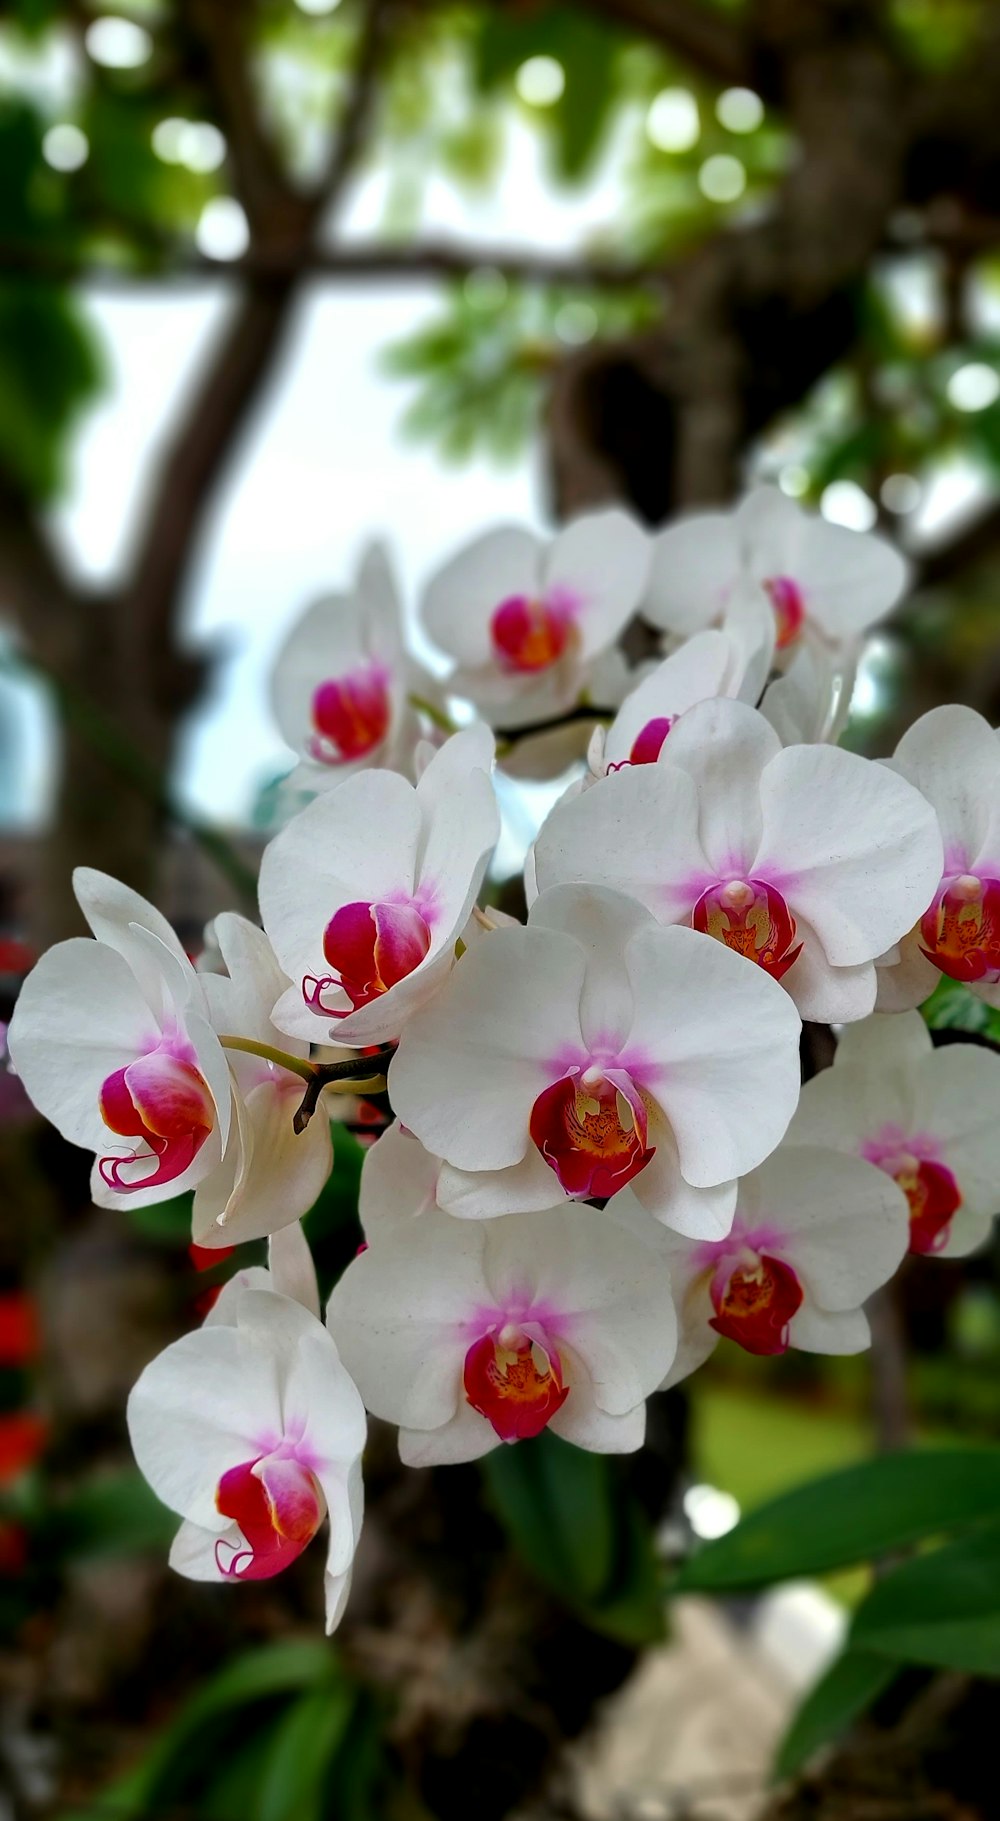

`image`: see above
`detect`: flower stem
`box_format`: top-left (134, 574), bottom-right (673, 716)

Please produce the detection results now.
top-left (219, 1035), bottom-right (315, 1081)
top-left (408, 692), bottom-right (458, 736)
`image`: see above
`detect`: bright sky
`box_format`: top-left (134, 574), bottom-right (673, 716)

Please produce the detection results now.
top-left (8, 112), bottom-right (625, 827)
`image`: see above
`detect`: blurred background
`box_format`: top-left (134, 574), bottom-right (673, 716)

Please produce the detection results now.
top-left (2, 2), bottom-right (1000, 1818)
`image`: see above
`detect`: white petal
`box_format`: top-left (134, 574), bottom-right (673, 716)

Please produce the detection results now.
top-left (268, 1221), bottom-right (321, 1317)
top-left (259, 768), bottom-right (423, 991)
top-left (550, 1394), bottom-right (646, 1453)
top-left (788, 1305), bottom-right (872, 1353)
top-left (890, 704), bottom-right (1000, 873)
top-left (127, 1320), bottom-right (282, 1528)
top-left (875, 930), bottom-right (941, 1013)
top-left (399, 1402), bottom-right (498, 1466)
top-left (789, 517), bottom-right (909, 641)
top-left (359, 1123), bottom-right (442, 1235)
top-left (413, 726), bottom-right (500, 927)
top-left (206, 915), bottom-right (303, 1056)
top-left (546, 508), bottom-right (650, 658)
top-left (645, 512), bottom-right (739, 635)
top-left (740, 1144), bottom-right (908, 1311)
top-left (436, 1147), bottom-right (565, 1219)
top-left (603, 632), bottom-right (733, 768)
top-left (625, 923), bottom-right (802, 1187)
top-left (757, 744), bottom-right (943, 964)
top-left (533, 761), bottom-right (706, 923)
top-left (421, 526), bottom-right (542, 666)
top-left (631, 1113), bottom-right (738, 1238)
top-left (197, 1080), bottom-right (332, 1246)
top-left (73, 868), bottom-right (189, 972)
top-left (169, 1518), bottom-right (229, 1579)
top-left (662, 698), bottom-right (782, 874)
top-left (326, 1214), bottom-right (489, 1428)
top-left (530, 883), bottom-right (652, 1054)
top-left (781, 926), bottom-right (877, 1024)
top-left (8, 939), bottom-right (156, 1151)
top-left (388, 925), bottom-right (586, 1170)
top-left (910, 1043), bottom-right (1000, 1217)
top-left (835, 1009), bottom-right (932, 1073)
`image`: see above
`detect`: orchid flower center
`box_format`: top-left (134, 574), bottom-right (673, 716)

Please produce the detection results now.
top-left (98, 1046), bottom-right (214, 1193)
top-left (709, 1250), bottom-right (803, 1355)
top-left (888, 1153), bottom-right (963, 1256)
top-left (919, 874), bottom-right (1000, 985)
top-left (309, 663), bottom-right (391, 765)
top-left (490, 594), bottom-right (573, 674)
top-left (303, 899), bottom-right (432, 1017)
top-left (628, 715), bottom-right (675, 766)
top-left (463, 1324), bottom-right (569, 1441)
top-left (529, 1065), bottom-right (654, 1198)
top-left (692, 878), bottom-right (802, 980)
top-left (763, 575), bottom-right (806, 650)
top-left (214, 1452), bottom-right (324, 1581)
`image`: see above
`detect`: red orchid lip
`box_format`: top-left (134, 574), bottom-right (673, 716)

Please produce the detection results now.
top-left (464, 1327), bottom-right (569, 1441)
top-left (709, 1252), bottom-right (803, 1356)
top-left (693, 877), bottom-right (802, 981)
top-left (530, 1067), bottom-right (654, 1199)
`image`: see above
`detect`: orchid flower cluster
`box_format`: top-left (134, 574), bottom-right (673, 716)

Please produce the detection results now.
top-left (10, 487), bottom-right (1000, 1632)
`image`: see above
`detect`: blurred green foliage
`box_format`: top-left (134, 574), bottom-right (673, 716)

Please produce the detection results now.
top-left (483, 1429), bottom-right (665, 1645)
top-left (59, 1638), bottom-right (389, 1821)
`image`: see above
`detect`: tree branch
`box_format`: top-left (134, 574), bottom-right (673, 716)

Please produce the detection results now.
top-left (118, 0), bottom-right (398, 709)
top-left (0, 479), bottom-right (74, 661)
top-left (173, 0), bottom-right (291, 233)
top-left (575, 0), bottom-right (753, 89)
top-left (0, 241), bottom-right (663, 290)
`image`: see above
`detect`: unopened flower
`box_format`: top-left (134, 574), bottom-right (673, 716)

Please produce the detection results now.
top-left (420, 511), bottom-right (649, 729)
top-left (389, 883), bottom-right (801, 1237)
top-left (627, 1141), bottom-right (908, 1387)
top-left (645, 486), bottom-right (908, 660)
top-left (260, 726), bottom-right (499, 1046)
top-left (789, 1012), bottom-right (1000, 1257)
top-left (8, 870), bottom-right (231, 1208)
top-left (192, 915), bottom-right (333, 1248)
top-left (327, 1201), bottom-right (677, 1462)
top-left (587, 593), bottom-right (773, 780)
top-left (127, 1226), bottom-right (364, 1631)
top-left (877, 706), bottom-right (1000, 1011)
top-left (534, 699), bottom-right (942, 1023)
top-left (271, 543), bottom-right (424, 790)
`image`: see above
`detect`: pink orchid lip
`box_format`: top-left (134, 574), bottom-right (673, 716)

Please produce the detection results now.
top-left (214, 1452), bottom-right (324, 1581)
top-left (692, 877), bottom-right (802, 980)
top-left (489, 590), bottom-right (578, 675)
top-left (529, 1064), bottom-right (654, 1199)
top-left (606, 715), bottom-right (676, 773)
top-left (308, 662), bottom-right (391, 765)
top-left (98, 1045), bottom-right (214, 1193)
top-left (919, 873), bottom-right (1000, 985)
top-left (303, 898), bottom-right (432, 1017)
top-left (862, 1133), bottom-right (962, 1256)
top-left (763, 575), bottom-right (806, 650)
top-left (463, 1323), bottom-right (569, 1441)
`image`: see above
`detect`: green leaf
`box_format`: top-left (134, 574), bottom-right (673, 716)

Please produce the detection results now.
top-left (851, 1518), bottom-right (1000, 1673)
top-left (774, 1649), bottom-right (899, 1780)
top-left (257, 1683), bottom-right (356, 1821)
top-left (483, 1432), bottom-right (664, 1644)
top-left (57, 1641), bottom-right (338, 1821)
top-left (45, 1469), bottom-right (177, 1561)
top-left (921, 975), bottom-right (1000, 1041)
top-left (483, 1431), bottom-right (616, 1605)
top-left (676, 1447), bottom-right (1000, 1592)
